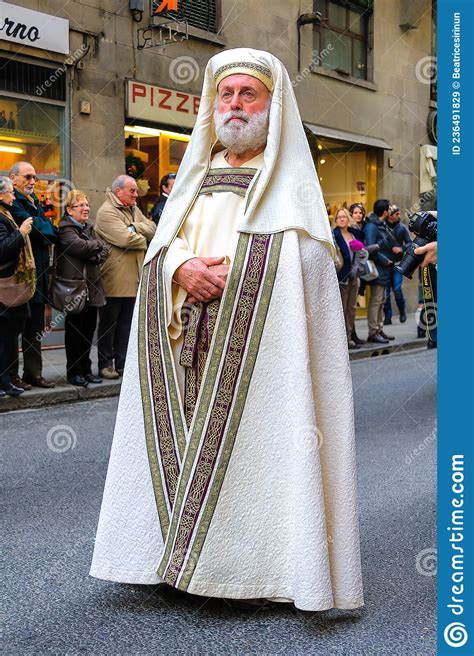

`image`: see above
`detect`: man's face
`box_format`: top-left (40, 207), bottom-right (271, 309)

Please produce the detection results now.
top-left (163, 178), bottom-right (175, 195)
top-left (214, 74), bottom-right (270, 154)
top-left (10, 163), bottom-right (37, 196)
top-left (116, 179), bottom-right (139, 207)
top-left (388, 211), bottom-right (400, 224)
top-left (216, 74), bottom-right (270, 118)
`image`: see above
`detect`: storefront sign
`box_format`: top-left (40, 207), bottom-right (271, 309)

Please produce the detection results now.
top-left (0, 3), bottom-right (69, 55)
top-left (126, 80), bottom-right (200, 130)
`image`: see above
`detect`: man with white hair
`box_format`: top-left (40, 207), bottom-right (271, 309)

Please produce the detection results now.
top-left (91, 49), bottom-right (364, 612)
top-left (94, 175), bottom-right (155, 379)
top-left (9, 161), bottom-right (57, 389)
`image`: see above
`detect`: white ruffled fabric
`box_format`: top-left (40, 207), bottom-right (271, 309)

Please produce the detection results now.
top-left (90, 231), bottom-right (364, 612)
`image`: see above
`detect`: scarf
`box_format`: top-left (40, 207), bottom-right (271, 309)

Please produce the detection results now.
top-left (0, 203), bottom-right (36, 285)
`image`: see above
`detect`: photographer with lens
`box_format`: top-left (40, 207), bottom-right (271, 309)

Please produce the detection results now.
top-left (364, 199), bottom-right (396, 344)
top-left (395, 210), bottom-right (437, 348)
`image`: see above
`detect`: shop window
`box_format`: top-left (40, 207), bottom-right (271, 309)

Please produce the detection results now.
top-left (124, 126), bottom-right (190, 217)
top-left (0, 95), bottom-right (66, 224)
top-left (0, 57), bottom-right (66, 102)
top-left (152, 0), bottom-right (218, 33)
top-left (313, 0), bottom-right (373, 80)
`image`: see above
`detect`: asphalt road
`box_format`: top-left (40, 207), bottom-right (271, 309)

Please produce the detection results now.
top-left (2, 349), bottom-right (437, 655)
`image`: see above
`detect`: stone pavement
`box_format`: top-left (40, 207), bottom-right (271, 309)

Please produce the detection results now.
top-left (0, 313), bottom-right (429, 412)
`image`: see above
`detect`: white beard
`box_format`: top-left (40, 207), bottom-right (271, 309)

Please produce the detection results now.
top-left (214, 103), bottom-right (270, 154)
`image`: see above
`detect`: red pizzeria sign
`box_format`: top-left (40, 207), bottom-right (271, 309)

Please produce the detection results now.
top-left (126, 80), bottom-right (200, 130)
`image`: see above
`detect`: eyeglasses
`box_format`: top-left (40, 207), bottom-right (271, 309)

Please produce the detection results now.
top-left (71, 203), bottom-right (90, 209)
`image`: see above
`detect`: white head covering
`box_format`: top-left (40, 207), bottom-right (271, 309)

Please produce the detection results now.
top-left (145, 48), bottom-right (334, 264)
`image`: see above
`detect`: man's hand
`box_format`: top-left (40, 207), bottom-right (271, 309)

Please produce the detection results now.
top-left (186, 262), bottom-right (229, 304)
top-left (174, 256), bottom-right (227, 303)
top-left (414, 241), bottom-right (437, 267)
top-left (392, 246), bottom-right (403, 254)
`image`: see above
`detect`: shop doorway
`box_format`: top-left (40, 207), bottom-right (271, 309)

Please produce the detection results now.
top-left (310, 135), bottom-right (381, 318)
top-left (124, 125), bottom-right (190, 217)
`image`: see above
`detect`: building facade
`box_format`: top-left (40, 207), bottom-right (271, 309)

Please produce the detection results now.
top-left (1, 0), bottom-right (437, 312)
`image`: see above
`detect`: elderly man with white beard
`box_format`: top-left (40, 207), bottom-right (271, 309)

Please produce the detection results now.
top-left (90, 49), bottom-right (364, 613)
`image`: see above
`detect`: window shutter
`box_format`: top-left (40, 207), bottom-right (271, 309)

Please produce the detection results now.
top-left (152, 0), bottom-right (218, 33)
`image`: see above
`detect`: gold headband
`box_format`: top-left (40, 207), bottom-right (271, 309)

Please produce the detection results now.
top-left (214, 62), bottom-right (273, 92)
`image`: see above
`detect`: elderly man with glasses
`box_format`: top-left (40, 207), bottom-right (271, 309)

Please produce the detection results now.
top-left (8, 161), bottom-right (57, 388)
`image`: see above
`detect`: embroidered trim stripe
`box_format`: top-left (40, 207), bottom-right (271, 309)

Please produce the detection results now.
top-left (138, 250), bottom-right (187, 536)
top-left (138, 262), bottom-right (171, 536)
top-left (158, 232), bottom-right (283, 587)
top-left (199, 168), bottom-right (257, 197)
top-left (179, 233), bottom-right (282, 588)
top-left (157, 234), bottom-right (250, 578)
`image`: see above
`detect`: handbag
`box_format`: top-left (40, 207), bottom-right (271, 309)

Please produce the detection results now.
top-left (334, 244), bottom-right (344, 272)
top-left (49, 257), bottom-right (88, 315)
top-left (359, 258), bottom-right (379, 282)
top-left (0, 260), bottom-right (36, 308)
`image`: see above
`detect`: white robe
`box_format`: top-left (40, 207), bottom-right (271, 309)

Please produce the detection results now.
top-left (90, 185), bottom-right (364, 609)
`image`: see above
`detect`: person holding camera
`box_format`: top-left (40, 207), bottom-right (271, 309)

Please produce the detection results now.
top-left (383, 205), bottom-right (411, 325)
top-left (396, 210), bottom-right (437, 349)
top-left (364, 199), bottom-right (395, 344)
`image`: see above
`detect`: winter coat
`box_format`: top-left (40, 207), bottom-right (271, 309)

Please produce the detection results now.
top-left (151, 193), bottom-right (169, 225)
top-left (0, 206), bottom-right (30, 319)
top-left (386, 220), bottom-right (411, 263)
top-left (94, 189), bottom-right (156, 298)
top-left (56, 216), bottom-right (109, 307)
top-left (9, 190), bottom-right (57, 304)
top-left (333, 226), bottom-right (365, 283)
top-left (363, 213), bottom-right (394, 287)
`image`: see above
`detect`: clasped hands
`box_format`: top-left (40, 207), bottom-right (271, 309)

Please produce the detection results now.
top-left (174, 256), bottom-right (229, 305)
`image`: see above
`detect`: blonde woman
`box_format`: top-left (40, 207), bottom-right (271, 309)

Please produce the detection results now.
top-left (333, 207), bottom-right (365, 349)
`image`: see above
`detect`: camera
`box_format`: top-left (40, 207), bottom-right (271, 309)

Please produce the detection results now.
top-left (395, 211), bottom-right (437, 279)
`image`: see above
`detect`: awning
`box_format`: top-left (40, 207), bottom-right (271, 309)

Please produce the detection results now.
top-left (304, 123), bottom-right (393, 150)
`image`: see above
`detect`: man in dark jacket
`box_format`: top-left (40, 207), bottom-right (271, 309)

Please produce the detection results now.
top-left (364, 199), bottom-right (395, 344)
top-left (151, 173), bottom-right (176, 225)
top-left (383, 205), bottom-right (411, 324)
top-left (9, 161), bottom-right (57, 388)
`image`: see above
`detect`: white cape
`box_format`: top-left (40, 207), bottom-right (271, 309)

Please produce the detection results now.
top-left (90, 230), bottom-right (364, 612)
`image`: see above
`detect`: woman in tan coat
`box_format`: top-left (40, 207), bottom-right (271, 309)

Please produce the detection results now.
top-left (94, 175), bottom-right (156, 379)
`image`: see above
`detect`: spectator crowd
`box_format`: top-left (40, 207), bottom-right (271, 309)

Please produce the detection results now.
top-left (1, 160), bottom-right (421, 398)
top-left (0, 161), bottom-right (159, 397)
top-left (332, 199), bottom-right (412, 350)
